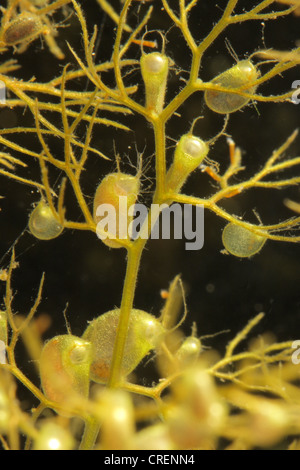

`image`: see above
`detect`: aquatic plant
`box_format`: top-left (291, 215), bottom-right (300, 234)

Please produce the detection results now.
top-left (0, 0), bottom-right (300, 450)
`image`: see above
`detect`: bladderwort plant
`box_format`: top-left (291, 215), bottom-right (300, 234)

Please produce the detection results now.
top-left (0, 0), bottom-right (300, 450)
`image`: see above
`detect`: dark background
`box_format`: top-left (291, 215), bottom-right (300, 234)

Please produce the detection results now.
top-left (0, 0), bottom-right (300, 399)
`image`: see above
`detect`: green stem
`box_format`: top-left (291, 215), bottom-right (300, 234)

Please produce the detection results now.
top-left (108, 242), bottom-right (144, 387)
top-left (108, 113), bottom-right (169, 387)
top-left (79, 417), bottom-right (100, 450)
top-left (153, 118), bottom-right (166, 199)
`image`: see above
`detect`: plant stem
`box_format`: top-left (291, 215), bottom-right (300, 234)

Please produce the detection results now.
top-left (79, 417), bottom-right (100, 450)
top-left (108, 114), bottom-right (169, 387)
top-left (108, 242), bottom-right (144, 387)
top-left (153, 118), bottom-right (166, 199)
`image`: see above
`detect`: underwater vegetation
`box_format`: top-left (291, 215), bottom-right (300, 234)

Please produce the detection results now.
top-left (0, 0), bottom-right (300, 450)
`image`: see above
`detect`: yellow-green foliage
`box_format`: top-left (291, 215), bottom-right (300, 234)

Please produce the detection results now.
top-left (0, 0), bottom-right (300, 451)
